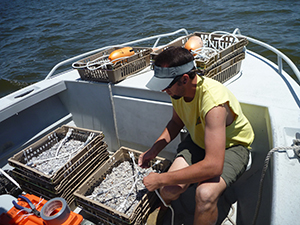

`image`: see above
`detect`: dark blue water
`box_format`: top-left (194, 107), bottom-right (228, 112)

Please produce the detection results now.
top-left (1, 0), bottom-right (299, 98)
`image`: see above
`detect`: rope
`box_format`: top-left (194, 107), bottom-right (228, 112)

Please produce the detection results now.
top-left (252, 140), bottom-right (300, 225)
top-left (155, 189), bottom-right (175, 225)
top-left (55, 128), bottom-right (73, 157)
top-left (0, 168), bottom-right (21, 190)
top-left (86, 172), bottom-right (140, 199)
top-left (208, 31), bottom-right (239, 51)
top-left (191, 31), bottom-right (240, 67)
top-left (87, 151), bottom-right (163, 217)
top-left (26, 130), bottom-right (94, 166)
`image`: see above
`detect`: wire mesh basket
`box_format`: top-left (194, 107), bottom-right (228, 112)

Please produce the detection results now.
top-left (73, 47), bottom-right (152, 83)
top-left (74, 147), bottom-right (171, 225)
top-left (151, 31), bottom-right (248, 82)
top-left (8, 125), bottom-right (109, 207)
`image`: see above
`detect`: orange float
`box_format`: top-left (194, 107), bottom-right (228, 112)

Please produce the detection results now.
top-left (108, 47), bottom-right (135, 62)
top-left (184, 36), bottom-right (204, 54)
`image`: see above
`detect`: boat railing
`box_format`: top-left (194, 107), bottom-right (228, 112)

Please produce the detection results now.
top-left (45, 28), bottom-right (189, 80)
top-left (45, 28), bottom-right (300, 83)
top-left (233, 28), bottom-right (300, 82)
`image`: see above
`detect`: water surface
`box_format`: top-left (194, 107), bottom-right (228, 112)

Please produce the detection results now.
top-left (1, 0), bottom-right (299, 97)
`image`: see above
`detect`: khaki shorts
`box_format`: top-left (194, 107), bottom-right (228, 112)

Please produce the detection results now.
top-left (175, 135), bottom-right (249, 187)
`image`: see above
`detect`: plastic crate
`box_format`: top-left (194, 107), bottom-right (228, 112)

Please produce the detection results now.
top-left (12, 142), bottom-right (108, 194)
top-left (205, 52), bottom-right (245, 83)
top-left (8, 125), bottom-right (104, 184)
top-left (15, 151), bottom-right (108, 208)
top-left (151, 31), bottom-right (248, 72)
top-left (197, 45), bottom-right (244, 74)
top-left (11, 142), bottom-right (109, 208)
top-left (73, 47), bottom-right (152, 83)
top-left (77, 194), bottom-right (157, 225)
top-left (11, 139), bottom-right (107, 192)
top-left (74, 147), bottom-right (171, 224)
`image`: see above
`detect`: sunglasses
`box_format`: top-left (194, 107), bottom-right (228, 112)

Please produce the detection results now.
top-left (165, 75), bottom-right (184, 89)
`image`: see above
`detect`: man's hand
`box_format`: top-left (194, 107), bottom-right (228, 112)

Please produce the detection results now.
top-left (143, 172), bottom-right (161, 192)
top-left (138, 150), bottom-right (155, 168)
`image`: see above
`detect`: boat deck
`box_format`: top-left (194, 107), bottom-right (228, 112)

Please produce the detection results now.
top-left (1, 45), bottom-right (299, 224)
top-left (113, 48), bottom-right (300, 224)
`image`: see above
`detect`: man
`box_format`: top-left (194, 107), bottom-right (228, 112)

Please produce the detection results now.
top-left (138, 46), bottom-right (254, 225)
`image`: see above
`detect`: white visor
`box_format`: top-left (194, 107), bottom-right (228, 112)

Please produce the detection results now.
top-left (146, 61), bottom-right (195, 91)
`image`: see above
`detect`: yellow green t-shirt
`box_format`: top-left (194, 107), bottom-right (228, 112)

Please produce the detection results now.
top-left (172, 76), bottom-right (254, 149)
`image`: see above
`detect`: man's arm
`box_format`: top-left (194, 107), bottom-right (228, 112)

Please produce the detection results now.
top-left (138, 108), bottom-right (184, 168)
top-left (143, 105), bottom-right (227, 190)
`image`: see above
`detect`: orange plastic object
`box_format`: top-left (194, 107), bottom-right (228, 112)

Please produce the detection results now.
top-left (0, 194), bottom-right (83, 225)
top-left (184, 36), bottom-right (203, 54)
top-left (108, 47), bottom-right (134, 62)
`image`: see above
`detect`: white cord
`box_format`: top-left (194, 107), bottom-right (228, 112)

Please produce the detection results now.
top-left (86, 59), bottom-right (112, 71)
top-left (88, 158), bottom-right (162, 198)
top-left (15, 197), bottom-right (44, 222)
top-left (129, 152), bottom-right (138, 171)
top-left (36, 196), bottom-right (44, 208)
top-left (55, 128), bottom-right (73, 157)
top-left (28, 152), bottom-right (72, 166)
top-left (27, 130), bottom-right (92, 167)
top-left (208, 31), bottom-right (239, 51)
top-left (117, 152), bottom-right (145, 211)
top-left (0, 168), bottom-right (21, 189)
top-left (83, 132), bottom-right (95, 147)
top-left (155, 189), bottom-right (174, 225)
top-left (87, 172), bottom-right (139, 198)
top-left (117, 176), bottom-right (140, 212)
top-left (191, 46), bottom-right (219, 61)
top-left (71, 45), bottom-right (126, 69)
top-left (88, 152), bottom-right (163, 216)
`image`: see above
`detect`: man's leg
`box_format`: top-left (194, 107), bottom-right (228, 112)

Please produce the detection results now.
top-left (194, 176), bottom-right (227, 225)
top-left (147, 156), bottom-right (190, 225)
top-left (159, 156), bottom-right (190, 204)
top-left (160, 134), bottom-right (205, 204)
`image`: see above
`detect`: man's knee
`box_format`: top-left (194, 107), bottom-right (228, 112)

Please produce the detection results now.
top-left (195, 184), bottom-right (219, 212)
top-left (195, 177), bottom-right (227, 207)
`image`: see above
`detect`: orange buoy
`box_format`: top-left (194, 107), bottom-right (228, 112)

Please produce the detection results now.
top-left (184, 36), bottom-right (203, 53)
top-left (108, 47), bottom-right (135, 62)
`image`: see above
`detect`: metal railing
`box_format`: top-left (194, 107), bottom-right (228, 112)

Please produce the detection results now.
top-left (233, 28), bottom-right (300, 82)
top-left (45, 28), bottom-right (188, 79)
top-left (45, 28), bottom-right (300, 83)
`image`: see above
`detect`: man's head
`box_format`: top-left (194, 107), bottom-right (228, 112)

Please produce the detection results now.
top-left (146, 47), bottom-right (197, 93)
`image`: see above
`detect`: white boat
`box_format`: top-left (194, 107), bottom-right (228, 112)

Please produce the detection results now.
top-left (0, 28), bottom-right (299, 225)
